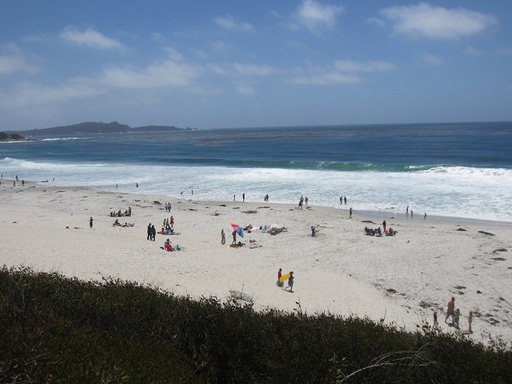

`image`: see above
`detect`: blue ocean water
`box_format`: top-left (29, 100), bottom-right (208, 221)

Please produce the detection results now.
top-left (1, 122), bottom-right (511, 222)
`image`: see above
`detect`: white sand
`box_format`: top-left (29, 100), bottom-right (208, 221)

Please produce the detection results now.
top-left (1, 179), bottom-right (511, 346)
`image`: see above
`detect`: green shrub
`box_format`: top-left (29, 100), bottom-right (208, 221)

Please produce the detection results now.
top-left (1, 266), bottom-right (511, 383)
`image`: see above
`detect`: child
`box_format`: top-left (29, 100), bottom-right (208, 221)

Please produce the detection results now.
top-left (277, 268), bottom-right (284, 287)
top-left (454, 308), bottom-right (460, 329)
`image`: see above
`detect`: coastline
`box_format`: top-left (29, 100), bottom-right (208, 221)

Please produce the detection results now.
top-left (1, 179), bottom-right (512, 346)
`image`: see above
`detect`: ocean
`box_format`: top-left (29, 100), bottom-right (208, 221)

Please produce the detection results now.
top-left (1, 122), bottom-right (511, 223)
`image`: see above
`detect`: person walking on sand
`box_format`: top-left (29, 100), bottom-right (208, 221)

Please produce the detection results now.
top-left (286, 271), bottom-right (294, 292)
top-left (232, 230), bottom-right (237, 245)
top-left (445, 297), bottom-right (455, 324)
top-left (151, 225), bottom-right (156, 241)
top-left (277, 268), bottom-right (283, 287)
top-left (221, 229), bottom-right (226, 245)
top-left (349, 207), bottom-right (352, 219)
top-left (89, 217), bottom-right (93, 229)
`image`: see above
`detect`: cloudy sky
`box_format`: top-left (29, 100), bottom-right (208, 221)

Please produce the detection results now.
top-left (1, 1), bottom-right (510, 130)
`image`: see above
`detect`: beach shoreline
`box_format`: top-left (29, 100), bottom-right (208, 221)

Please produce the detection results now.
top-left (1, 179), bottom-right (511, 347)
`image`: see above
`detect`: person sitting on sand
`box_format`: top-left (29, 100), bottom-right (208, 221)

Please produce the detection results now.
top-left (113, 219), bottom-right (121, 226)
top-left (164, 238), bottom-right (173, 251)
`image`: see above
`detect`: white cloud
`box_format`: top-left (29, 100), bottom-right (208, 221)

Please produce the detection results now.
top-left (290, 72), bottom-right (359, 85)
top-left (59, 27), bottom-right (126, 51)
top-left (380, 3), bottom-right (497, 40)
top-left (287, 58), bottom-right (396, 85)
top-left (419, 52), bottom-right (444, 66)
top-left (292, 0), bottom-right (343, 33)
top-left (0, 44), bottom-right (39, 75)
top-left (0, 53), bottom-right (39, 75)
top-left (96, 60), bottom-right (199, 88)
top-left (0, 81), bottom-right (101, 109)
top-left (334, 60), bottom-right (396, 72)
top-left (232, 63), bottom-right (275, 76)
top-left (214, 15), bottom-right (254, 31)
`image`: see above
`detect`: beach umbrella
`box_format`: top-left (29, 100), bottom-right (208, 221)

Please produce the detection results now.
top-left (230, 222), bottom-right (244, 238)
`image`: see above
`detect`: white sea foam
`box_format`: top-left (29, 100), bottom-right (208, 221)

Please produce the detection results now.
top-left (1, 158), bottom-right (511, 222)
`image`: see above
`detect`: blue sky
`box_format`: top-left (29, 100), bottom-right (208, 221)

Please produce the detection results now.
top-left (1, 1), bottom-right (511, 130)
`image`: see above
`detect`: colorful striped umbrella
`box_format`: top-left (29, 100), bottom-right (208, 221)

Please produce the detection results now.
top-left (230, 222), bottom-right (244, 238)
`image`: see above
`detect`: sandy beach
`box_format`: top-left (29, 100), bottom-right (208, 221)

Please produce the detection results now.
top-left (1, 179), bottom-right (511, 347)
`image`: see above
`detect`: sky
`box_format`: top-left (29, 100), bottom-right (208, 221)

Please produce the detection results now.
top-left (1, 1), bottom-right (511, 131)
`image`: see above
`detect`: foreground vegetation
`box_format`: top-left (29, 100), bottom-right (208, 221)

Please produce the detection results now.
top-left (1, 267), bottom-right (511, 383)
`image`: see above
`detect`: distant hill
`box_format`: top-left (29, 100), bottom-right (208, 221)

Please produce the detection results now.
top-left (15, 121), bottom-right (192, 137)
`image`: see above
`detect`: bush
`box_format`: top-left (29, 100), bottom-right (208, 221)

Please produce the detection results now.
top-left (1, 266), bottom-right (511, 383)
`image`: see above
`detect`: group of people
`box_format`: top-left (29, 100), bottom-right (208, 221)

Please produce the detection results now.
top-left (364, 220), bottom-right (396, 237)
top-left (110, 207), bottom-right (132, 217)
top-left (434, 297), bottom-right (472, 333)
top-left (113, 219), bottom-right (134, 227)
top-left (276, 268), bottom-right (295, 292)
top-left (162, 238), bottom-right (181, 252)
top-left (298, 195), bottom-right (308, 209)
top-left (164, 202), bottom-right (172, 212)
top-left (147, 223), bottom-right (156, 241)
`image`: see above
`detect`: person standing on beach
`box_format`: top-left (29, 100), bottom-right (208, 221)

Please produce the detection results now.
top-left (151, 225), bottom-right (156, 241)
top-left (232, 230), bottom-right (237, 245)
top-left (349, 207), bottom-right (352, 219)
top-left (277, 268), bottom-right (283, 287)
top-left (242, 193), bottom-right (245, 202)
top-left (221, 229), bottom-right (226, 245)
top-left (382, 220), bottom-right (387, 234)
top-left (286, 271), bottom-right (294, 292)
top-left (89, 217), bottom-right (93, 229)
top-left (454, 309), bottom-right (460, 329)
top-left (445, 297), bottom-right (455, 324)
top-left (147, 223), bottom-right (152, 240)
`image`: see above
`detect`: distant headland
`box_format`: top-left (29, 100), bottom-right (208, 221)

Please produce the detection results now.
top-left (1, 121), bottom-right (193, 140)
